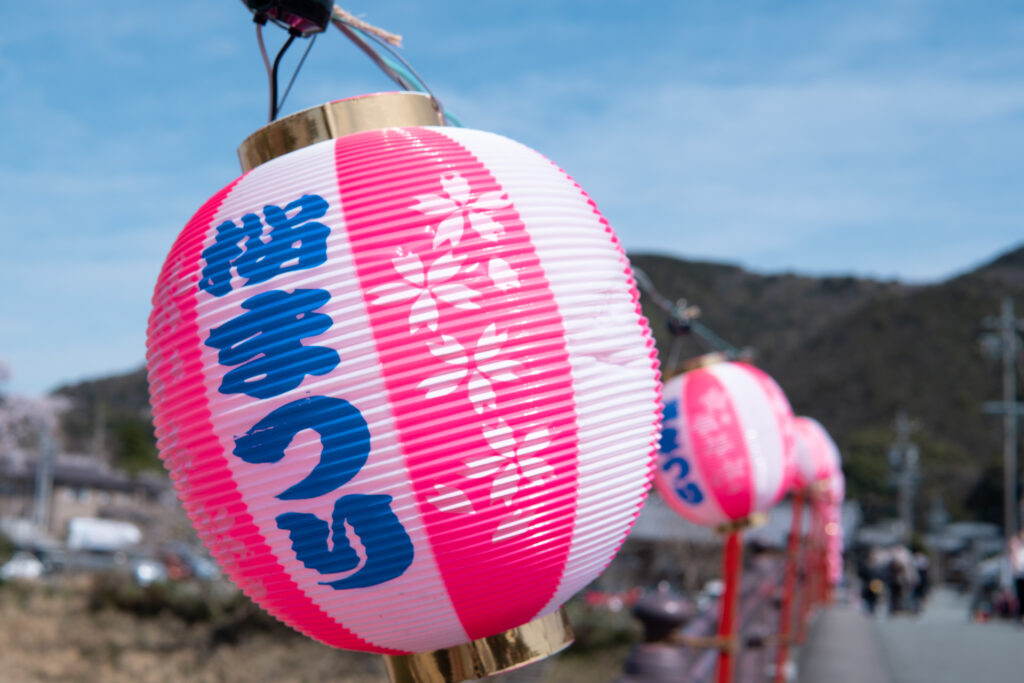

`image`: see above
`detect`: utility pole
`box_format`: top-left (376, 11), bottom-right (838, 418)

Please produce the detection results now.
top-left (889, 411), bottom-right (920, 544)
top-left (982, 297), bottom-right (1024, 543)
top-left (32, 418), bottom-right (56, 532)
top-left (91, 400), bottom-right (106, 462)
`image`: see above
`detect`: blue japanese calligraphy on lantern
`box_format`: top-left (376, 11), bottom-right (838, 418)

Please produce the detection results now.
top-left (234, 396), bottom-right (370, 501)
top-left (660, 398), bottom-right (704, 505)
top-left (206, 288), bottom-right (340, 399)
top-left (277, 494), bottom-right (414, 589)
top-left (200, 194), bottom-right (330, 297)
top-left (659, 396), bottom-right (679, 454)
top-left (235, 395), bottom-right (415, 588)
top-left (203, 192), bottom-right (414, 590)
top-left (662, 456), bottom-right (704, 504)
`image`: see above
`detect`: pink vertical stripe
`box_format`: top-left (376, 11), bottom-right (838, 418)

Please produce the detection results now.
top-left (333, 128), bottom-right (580, 639)
top-left (684, 369), bottom-right (752, 520)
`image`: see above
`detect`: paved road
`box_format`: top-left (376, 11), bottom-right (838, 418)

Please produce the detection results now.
top-left (872, 588), bottom-right (1023, 683)
top-left (797, 598), bottom-right (891, 683)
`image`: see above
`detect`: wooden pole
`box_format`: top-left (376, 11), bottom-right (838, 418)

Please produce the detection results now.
top-left (715, 530), bottom-right (743, 683)
top-left (773, 491), bottom-right (804, 683)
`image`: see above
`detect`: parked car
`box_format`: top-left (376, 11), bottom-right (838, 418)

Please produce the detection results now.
top-left (0, 551), bottom-right (45, 581)
top-left (132, 557), bottom-right (168, 586)
top-left (160, 541), bottom-right (220, 581)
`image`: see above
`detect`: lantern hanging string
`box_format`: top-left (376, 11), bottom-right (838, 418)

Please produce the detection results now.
top-left (332, 6), bottom-right (402, 46)
top-left (255, 23), bottom-right (273, 99)
top-left (330, 7), bottom-right (462, 126)
top-left (631, 266), bottom-right (744, 373)
top-left (277, 34), bottom-right (317, 115)
top-left (248, 3), bottom-right (462, 126)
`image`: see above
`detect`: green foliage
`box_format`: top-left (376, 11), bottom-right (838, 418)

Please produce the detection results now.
top-left (563, 599), bottom-right (640, 653)
top-left (111, 419), bottom-right (160, 473)
top-left (965, 465), bottom-right (1007, 527)
top-left (86, 573), bottom-right (286, 644)
top-left (54, 368), bottom-right (162, 472)
top-left (88, 574), bottom-right (210, 622)
top-left (0, 530), bottom-right (14, 563)
top-left (841, 428), bottom-right (895, 521)
top-left (632, 247), bottom-right (1024, 526)
top-left (54, 245), bottom-right (1024, 528)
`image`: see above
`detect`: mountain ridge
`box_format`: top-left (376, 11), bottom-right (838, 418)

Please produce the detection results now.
top-left (52, 244), bottom-right (1024, 527)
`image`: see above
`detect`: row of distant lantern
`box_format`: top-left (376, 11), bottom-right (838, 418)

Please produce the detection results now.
top-left (654, 356), bottom-right (844, 536)
top-left (147, 85), bottom-right (844, 682)
top-left (652, 355), bottom-right (845, 683)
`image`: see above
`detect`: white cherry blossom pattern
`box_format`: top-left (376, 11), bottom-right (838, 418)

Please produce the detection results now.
top-left (492, 509), bottom-right (534, 542)
top-left (411, 172), bottom-right (510, 249)
top-left (427, 483), bottom-right (475, 514)
top-left (462, 419), bottom-right (554, 503)
top-left (368, 251), bottom-right (482, 333)
top-left (417, 324), bottom-right (524, 413)
top-left (692, 387), bottom-right (733, 439)
top-left (487, 257), bottom-right (521, 291)
top-left (567, 287), bottom-right (646, 367)
top-left (699, 386), bottom-right (732, 417)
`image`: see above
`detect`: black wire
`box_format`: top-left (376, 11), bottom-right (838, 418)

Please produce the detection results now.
top-left (269, 32), bottom-right (297, 122)
top-left (633, 267), bottom-right (739, 355)
top-left (277, 34), bottom-right (317, 115)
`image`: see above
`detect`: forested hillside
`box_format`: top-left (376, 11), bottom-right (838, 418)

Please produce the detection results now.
top-left (55, 245), bottom-right (1024, 527)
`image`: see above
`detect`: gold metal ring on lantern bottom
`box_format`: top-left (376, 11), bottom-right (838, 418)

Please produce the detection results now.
top-left (714, 512), bottom-right (768, 536)
top-left (384, 608), bottom-right (574, 683)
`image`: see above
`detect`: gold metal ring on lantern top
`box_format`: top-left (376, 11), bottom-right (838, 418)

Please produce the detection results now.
top-left (237, 91), bottom-right (446, 172)
top-left (384, 608), bottom-right (574, 683)
top-left (682, 351), bottom-right (729, 372)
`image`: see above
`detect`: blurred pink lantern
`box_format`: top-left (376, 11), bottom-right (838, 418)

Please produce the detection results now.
top-left (824, 502), bottom-right (845, 586)
top-left (828, 460), bottom-right (846, 504)
top-left (777, 415), bottom-right (843, 681)
top-left (792, 416), bottom-right (845, 588)
top-left (653, 359), bottom-right (796, 527)
top-left (146, 93), bottom-right (662, 681)
top-left (825, 462), bottom-right (846, 588)
top-left (791, 416), bottom-right (840, 493)
top-left (652, 356), bottom-right (795, 683)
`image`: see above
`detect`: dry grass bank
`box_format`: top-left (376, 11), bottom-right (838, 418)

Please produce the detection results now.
top-left (0, 579), bottom-right (632, 683)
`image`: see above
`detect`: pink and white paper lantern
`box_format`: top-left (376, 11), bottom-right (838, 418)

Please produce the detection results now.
top-left (825, 502), bottom-right (845, 585)
top-left (653, 361), bottom-right (795, 527)
top-left (826, 464), bottom-right (846, 585)
top-left (146, 126), bottom-right (662, 654)
top-left (792, 416), bottom-right (840, 492)
top-left (793, 416), bottom-right (845, 585)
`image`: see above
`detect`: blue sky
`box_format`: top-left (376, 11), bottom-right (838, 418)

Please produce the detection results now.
top-left (2, 0), bottom-right (1024, 396)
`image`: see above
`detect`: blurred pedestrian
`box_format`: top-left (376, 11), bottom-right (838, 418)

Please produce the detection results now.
top-left (859, 546), bottom-right (888, 615)
top-left (911, 549), bottom-right (930, 613)
top-left (1011, 530), bottom-right (1024, 623)
top-left (888, 545), bottom-right (919, 615)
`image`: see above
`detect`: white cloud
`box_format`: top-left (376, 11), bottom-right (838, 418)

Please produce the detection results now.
top-left (442, 61), bottom-right (1024, 280)
top-left (4, 0), bottom-right (1024, 393)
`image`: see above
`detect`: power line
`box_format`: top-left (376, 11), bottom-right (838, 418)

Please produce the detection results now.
top-left (981, 296), bottom-right (1024, 541)
top-left (632, 267), bottom-right (747, 377)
